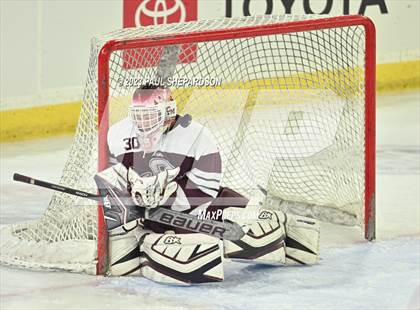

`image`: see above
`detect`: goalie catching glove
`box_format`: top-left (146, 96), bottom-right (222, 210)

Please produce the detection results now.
top-left (127, 166), bottom-right (179, 208)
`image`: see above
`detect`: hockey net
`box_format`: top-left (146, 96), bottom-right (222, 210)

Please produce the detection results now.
top-left (0, 15), bottom-right (375, 274)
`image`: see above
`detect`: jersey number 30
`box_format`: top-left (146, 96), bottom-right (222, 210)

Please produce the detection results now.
top-left (123, 137), bottom-right (140, 151)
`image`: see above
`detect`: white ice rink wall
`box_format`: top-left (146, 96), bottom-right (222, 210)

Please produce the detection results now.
top-left (0, 0), bottom-right (419, 141)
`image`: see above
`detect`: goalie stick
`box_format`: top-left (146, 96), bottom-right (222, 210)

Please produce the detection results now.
top-left (13, 173), bottom-right (245, 241)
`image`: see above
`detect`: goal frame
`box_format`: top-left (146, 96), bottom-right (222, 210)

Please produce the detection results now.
top-left (96, 15), bottom-right (376, 275)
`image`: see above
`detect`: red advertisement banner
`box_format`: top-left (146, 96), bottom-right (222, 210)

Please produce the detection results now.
top-left (123, 0), bottom-right (198, 69)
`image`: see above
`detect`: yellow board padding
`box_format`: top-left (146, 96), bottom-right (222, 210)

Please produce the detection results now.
top-left (377, 60), bottom-right (420, 93)
top-left (0, 101), bottom-right (82, 142)
top-left (1, 60), bottom-right (419, 143)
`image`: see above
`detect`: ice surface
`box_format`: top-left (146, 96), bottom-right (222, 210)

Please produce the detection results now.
top-left (0, 92), bottom-right (419, 310)
top-left (1, 239), bottom-right (418, 310)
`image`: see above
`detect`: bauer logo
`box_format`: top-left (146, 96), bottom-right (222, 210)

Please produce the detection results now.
top-left (258, 211), bottom-right (273, 220)
top-left (123, 0), bottom-right (198, 69)
top-left (163, 236), bottom-right (182, 245)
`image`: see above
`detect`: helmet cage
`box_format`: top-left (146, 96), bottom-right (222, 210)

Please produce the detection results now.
top-left (129, 99), bottom-right (177, 136)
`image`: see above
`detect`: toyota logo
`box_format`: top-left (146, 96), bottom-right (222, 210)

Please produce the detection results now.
top-left (135, 0), bottom-right (187, 26)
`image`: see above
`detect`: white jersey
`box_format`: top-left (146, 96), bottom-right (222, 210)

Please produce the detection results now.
top-left (107, 116), bottom-right (222, 214)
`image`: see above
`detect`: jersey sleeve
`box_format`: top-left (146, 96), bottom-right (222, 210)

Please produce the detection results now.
top-left (170, 126), bottom-right (222, 213)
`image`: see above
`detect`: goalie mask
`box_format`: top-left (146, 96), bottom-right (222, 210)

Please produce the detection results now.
top-left (129, 86), bottom-right (177, 153)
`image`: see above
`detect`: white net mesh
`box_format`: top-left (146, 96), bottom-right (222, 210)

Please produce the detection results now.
top-left (0, 15), bottom-right (369, 273)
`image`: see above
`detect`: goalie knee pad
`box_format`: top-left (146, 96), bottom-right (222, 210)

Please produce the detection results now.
top-left (223, 208), bottom-right (287, 265)
top-left (139, 233), bottom-right (224, 285)
top-left (283, 213), bottom-right (320, 265)
top-left (107, 221), bottom-right (151, 276)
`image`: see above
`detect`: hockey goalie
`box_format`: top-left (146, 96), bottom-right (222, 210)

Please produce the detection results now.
top-left (95, 84), bottom-right (320, 284)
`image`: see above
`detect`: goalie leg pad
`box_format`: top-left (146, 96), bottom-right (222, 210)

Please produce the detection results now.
top-left (223, 209), bottom-right (286, 265)
top-left (107, 221), bottom-right (151, 276)
top-left (283, 213), bottom-right (320, 265)
top-left (139, 233), bottom-right (224, 285)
